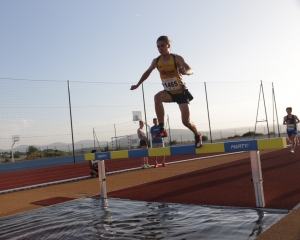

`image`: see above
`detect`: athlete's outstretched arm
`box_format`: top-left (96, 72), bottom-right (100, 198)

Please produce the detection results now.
top-left (130, 59), bottom-right (156, 90)
top-left (176, 55), bottom-right (193, 76)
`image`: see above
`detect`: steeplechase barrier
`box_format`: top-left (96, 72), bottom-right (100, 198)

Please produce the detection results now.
top-left (85, 137), bottom-right (287, 208)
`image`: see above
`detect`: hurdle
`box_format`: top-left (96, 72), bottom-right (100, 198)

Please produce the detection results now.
top-left (85, 137), bottom-right (287, 208)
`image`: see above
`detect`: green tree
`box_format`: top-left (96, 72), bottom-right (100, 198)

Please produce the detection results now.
top-left (227, 135), bottom-right (241, 139)
top-left (242, 131), bottom-right (263, 137)
top-left (102, 142), bottom-right (110, 152)
top-left (28, 146), bottom-right (38, 154)
top-left (169, 140), bottom-right (178, 145)
top-left (202, 135), bottom-right (208, 142)
top-left (103, 146), bottom-right (110, 152)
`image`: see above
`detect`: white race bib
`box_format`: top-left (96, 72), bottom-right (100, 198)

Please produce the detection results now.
top-left (287, 124), bottom-right (295, 130)
top-left (162, 78), bottom-right (180, 91)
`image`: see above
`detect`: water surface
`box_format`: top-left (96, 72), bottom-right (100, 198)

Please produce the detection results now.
top-left (0, 197), bottom-right (286, 239)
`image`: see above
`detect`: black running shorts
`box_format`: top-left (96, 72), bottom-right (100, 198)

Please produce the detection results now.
top-left (165, 88), bottom-right (194, 105)
top-left (140, 140), bottom-right (147, 147)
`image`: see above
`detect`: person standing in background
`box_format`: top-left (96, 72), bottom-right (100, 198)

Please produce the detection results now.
top-left (138, 120), bottom-right (150, 168)
top-left (151, 118), bottom-right (166, 167)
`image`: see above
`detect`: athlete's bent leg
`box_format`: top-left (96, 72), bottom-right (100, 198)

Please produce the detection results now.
top-left (154, 91), bottom-right (172, 137)
top-left (179, 103), bottom-right (202, 148)
top-left (292, 135), bottom-right (297, 149)
top-left (179, 103), bottom-right (198, 134)
top-left (154, 91), bottom-right (172, 124)
top-left (290, 135), bottom-right (296, 153)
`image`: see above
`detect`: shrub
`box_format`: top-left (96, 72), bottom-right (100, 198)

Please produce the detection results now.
top-left (169, 140), bottom-right (178, 145)
top-left (202, 135), bottom-right (208, 142)
top-left (103, 146), bottom-right (110, 152)
top-left (26, 152), bottom-right (42, 160)
top-left (227, 135), bottom-right (241, 139)
top-left (27, 146), bottom-right (38, 154)
top-left (242, 131), bottom-right (264, 137)
top-left (242, 131), bottom-right (254, 137)
top-left (43, 151), bottom-right (68, 158)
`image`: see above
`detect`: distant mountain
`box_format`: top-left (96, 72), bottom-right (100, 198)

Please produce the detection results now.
top-left (5, 140), bottom-right (108, 153)
top-left (4, 125), bottom-right (282, 153)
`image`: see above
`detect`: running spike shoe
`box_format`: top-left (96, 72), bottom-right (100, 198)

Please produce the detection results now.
top-left (155, 129), bottom-right (168, 138)
top-left (195, 133), bottom-right (202, 148)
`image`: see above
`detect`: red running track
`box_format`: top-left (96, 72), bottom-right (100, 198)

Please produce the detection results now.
top-left (0, 153), bottom-right (218, 192)
top-left (108, 148), bottom-right (300, 210)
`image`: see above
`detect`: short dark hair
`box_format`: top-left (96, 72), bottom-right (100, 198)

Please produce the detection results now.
top-left (157, 36), bottom-right (171, 45)
top-left (153, 118), bottom-right (157, 121)
top-left (286, 107), bottom-right (292, 111)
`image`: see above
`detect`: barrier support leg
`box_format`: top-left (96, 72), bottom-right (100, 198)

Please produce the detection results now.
top-left (250, 150), bottom-right (265, 208)
top-left (98, 160), bottom-right (107, 199)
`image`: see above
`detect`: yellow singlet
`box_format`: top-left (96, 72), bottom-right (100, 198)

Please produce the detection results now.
top-left (156, 54), bottom-right (185, 94)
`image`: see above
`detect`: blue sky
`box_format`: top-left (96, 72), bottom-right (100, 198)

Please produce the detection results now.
top-left (1, 1), bottom-right (300, 149)
top-left (1, 0), bottom-right (299, 82)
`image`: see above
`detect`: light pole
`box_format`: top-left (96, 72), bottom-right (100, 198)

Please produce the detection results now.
top-left (167, 115), bottom-right (171, 143)
top-left (11, 136), bottom-right (19, 163)
top-left (11, 141), bottom-right (16, 163)
top-left (114, 124), bottom-right (117, 150)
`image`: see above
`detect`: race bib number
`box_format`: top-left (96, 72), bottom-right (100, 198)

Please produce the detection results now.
top-left (287, 124), bottom-right (295, 130)
top-left (162, 78), bottom-right (180, 91)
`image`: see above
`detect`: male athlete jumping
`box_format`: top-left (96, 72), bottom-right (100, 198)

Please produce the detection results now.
top-left (130, 36), bottom-right (202, 148)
